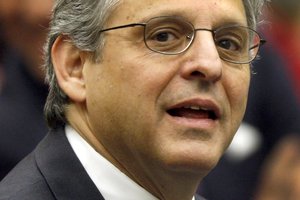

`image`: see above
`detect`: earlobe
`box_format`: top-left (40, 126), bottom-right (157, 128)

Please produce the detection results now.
top-left (51, 35), bottom-right (86, 103)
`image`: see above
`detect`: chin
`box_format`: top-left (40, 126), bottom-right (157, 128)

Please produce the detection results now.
top-left (161, 147), bottom-right (222, 175)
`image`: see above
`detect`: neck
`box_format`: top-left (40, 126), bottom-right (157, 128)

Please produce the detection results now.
top-left (129, 158), bottom-right (206, 200)
top-left (66, 103), bottom-right (205, 200)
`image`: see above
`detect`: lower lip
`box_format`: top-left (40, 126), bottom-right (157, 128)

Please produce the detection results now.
top-left (166, 114), bottom-right (218, 130)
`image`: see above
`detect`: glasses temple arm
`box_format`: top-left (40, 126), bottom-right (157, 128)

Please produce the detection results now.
top-left (249, 39), bottom-right (267, 50)
top-left (100, 23), bottom-right (145, 33)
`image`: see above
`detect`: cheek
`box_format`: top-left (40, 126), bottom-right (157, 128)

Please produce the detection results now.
top-left (102, 37), bottom-right (179, 95)
top-left (84, 57), bottom-right (160, 133)
top-left (224, 67), bottom-right (250, 121)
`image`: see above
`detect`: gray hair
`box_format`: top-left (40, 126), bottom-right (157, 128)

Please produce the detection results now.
top-left (44, 0), bottom-right (266, 129)
top-left (44, 0), bottom-right (121, 128)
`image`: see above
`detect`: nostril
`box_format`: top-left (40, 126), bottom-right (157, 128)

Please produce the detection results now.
top-left (191, 71), bottom-right (203, 77)
top-left (180, 57), bottom-right (222, 81)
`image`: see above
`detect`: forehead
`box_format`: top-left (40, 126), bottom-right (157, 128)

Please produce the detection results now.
top-left (109, 0), bottom-right (247, 27)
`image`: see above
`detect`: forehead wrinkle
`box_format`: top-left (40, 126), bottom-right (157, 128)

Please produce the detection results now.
top-left (113, 0), bottom-right (247, 28)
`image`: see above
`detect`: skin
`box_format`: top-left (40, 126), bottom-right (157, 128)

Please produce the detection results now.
top-left (52, 0), bottom-right (250, 199)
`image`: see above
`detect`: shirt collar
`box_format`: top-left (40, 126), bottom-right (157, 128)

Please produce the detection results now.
top-left (66, 125), bottom-right (196, 200)
top-left (65, 125), bottom-right (159, 200)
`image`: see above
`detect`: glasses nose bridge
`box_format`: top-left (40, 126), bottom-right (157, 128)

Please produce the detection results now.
top-left (185, 27), bottom-right (221, 61)
top-left (190, 28), bottom-right (216, 46)
top-left (193, 28), bottom-right (215, 38)
top-left (188, 28), bottom-right (216, 51)
top-left (194, 28), bottom-right (214, 33)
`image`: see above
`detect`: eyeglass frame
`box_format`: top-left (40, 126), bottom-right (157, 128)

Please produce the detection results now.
top-left (99, 16), bottom-right (266, 64)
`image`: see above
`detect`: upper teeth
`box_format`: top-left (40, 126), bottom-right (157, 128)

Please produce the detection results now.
top-left (184, 106), bottom-right (202, 110)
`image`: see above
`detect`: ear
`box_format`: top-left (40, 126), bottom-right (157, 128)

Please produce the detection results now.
top-left (51, 35), bottom-right (86, 103)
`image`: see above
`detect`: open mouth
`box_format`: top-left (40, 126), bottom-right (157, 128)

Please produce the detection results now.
top-left (167, 106), bottom-right (218, 120)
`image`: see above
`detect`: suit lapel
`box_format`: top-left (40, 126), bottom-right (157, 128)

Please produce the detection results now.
top-left (34, 128), bottom-right (105, 200)
top-left (33, 128), bottom-right (207, 200)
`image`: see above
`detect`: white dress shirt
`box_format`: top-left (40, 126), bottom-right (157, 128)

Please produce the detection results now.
top-left (66, 125), bottom-right (195, 200)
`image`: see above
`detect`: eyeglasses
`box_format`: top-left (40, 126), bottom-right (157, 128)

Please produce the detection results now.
top-left (100, 16), bottom-right (266, 64)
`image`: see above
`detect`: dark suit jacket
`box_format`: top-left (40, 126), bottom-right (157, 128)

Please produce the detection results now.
top-left (0, 128), bottom-right (205, 200)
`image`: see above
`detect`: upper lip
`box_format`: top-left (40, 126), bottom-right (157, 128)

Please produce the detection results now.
top-left (166, 98), bottom-right (221, 119)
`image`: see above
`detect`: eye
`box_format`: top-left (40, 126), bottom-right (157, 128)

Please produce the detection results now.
top-left (144, 17), bottom-right (194, 53)
top-left (145, 27), bottom-right (185, 52)
top-left (216, 37), bottom-right (242, 51)
top-left (149, 29), bottom-right (179, 43)
top-left (155, 32), bottom-right (175, 42)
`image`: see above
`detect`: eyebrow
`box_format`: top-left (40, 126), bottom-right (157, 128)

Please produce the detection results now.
top-left (137, 9), bottom-right (247, 28)
top-left (212, 18), bottom-right (248, 29)
top-left (138, 9), bottom-right (193, 23)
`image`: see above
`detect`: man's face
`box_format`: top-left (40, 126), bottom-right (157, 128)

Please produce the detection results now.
top-left (84, 0), bottom-right (249, 175)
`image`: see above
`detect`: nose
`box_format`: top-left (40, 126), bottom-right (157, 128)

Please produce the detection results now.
top-left (179, 31), bottom-right (223, 82)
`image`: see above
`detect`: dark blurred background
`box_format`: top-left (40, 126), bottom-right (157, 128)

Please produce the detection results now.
top-left (0, 0), bottom-right (53, 179)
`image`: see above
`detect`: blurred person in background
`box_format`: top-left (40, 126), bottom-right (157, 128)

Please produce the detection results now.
top-left (198, 1), bottom-right (300, 199)
top-left (0, 0), bottom-right (53, 180)
top-left (264, 0), bottom-right (300, 100)
top-left (255, 1), bottom-right (300, 199)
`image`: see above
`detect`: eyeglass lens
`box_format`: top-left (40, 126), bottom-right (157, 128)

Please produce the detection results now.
top-left (143, 16), bottom-right (261, 64)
